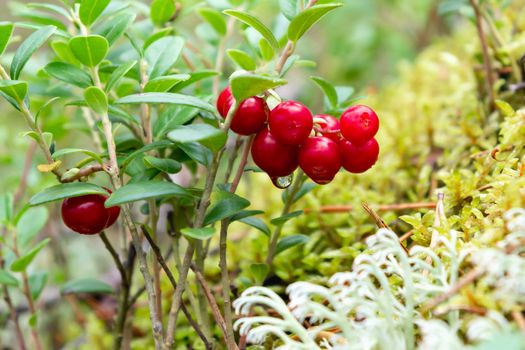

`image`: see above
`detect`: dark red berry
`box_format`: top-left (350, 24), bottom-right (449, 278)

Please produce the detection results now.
top-left (315, 114), bottom-right (341, 142)
top-left (339, 137), bottom-right (379, 173)
top-left (217, 86), bottom-right (269, 135)
top-left (340, 105), bottom-right (379, 146)
top-left (299, 136), bottom-right (341, 185)
top-left (269, 101), bottom-right (313, 146)
top-left (251, 128), bottom-right (299, 178)
top-left (61, 194), bottom-right (111, 235)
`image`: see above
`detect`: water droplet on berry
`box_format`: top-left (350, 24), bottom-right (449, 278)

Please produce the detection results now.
top-left (271, 174), bottom-right (293, 189)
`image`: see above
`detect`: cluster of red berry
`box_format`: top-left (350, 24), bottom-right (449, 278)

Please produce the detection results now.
top-left (217, 87), bottom-right (380, 185)
top-left (61, 189), bottom-right (120, 235)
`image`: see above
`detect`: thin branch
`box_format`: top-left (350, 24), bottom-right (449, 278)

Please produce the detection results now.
top-left (61, 164), bottom-right (105, 183)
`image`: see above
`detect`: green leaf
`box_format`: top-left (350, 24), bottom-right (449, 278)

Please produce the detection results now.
top-left (29, 183), bottom-right (107, 206)
top-left (0, 269), bottom-right (18, 287)
top-left (181, 227), bottom-right (215, 240)
top-left (27, 3), bottom-right (71, 20)
top-left (167, 124), bottom-right (227, 152)
top-left (279, 0), bottom-right (298, 20)
top-left (229, 71), bottom-right (286, 102)
top-left (0, 193), bottom-right (13, 224)
top-left (198, 8), bottom-right (227, 36)
top-left (227, 49), bottom-right (256, 71)
top-left (29, 272), bottom-right (47, 300)
top-left (69, 35), bottom-right (109, 67)
top-left (239, 217), bottom-right (270, 236)
top-left (288, 4), bottom-right (342, 42)
top-left (10, 25), bottom-right (56, 79)
top-left (144, 74), bottom-right (190, 93)
top-left (224, 10), bottom-right (279, 52)
top-left (84, 86), bottom-right (108, 114)
top-left (145, 36), bottom-right (184, 79)
top-left (105, 60), bottom-right (137, 92)
top-left (250, 263), bottom-right (269, 285)
top-left (0, 22), bottom-right (14, 56)
top-left (230, 210), bottom-right (264, 221)
top-left (171, 70), bottom-right (220, 92)
top-left (44, 62), bottom-right (93, 88)
top-left (105, 181), bottom-right (195, 207)
top-left (310, 76), bottom-right (338, 108)
top-left (282, 182), bottom-right (316, 204)
top-left (121, 140), bottom-right (173, 169)
top-left (177, 142), bottom-right (212, 166)
top-left (143, 156), bottom-right (182, 174)
top-left (98, 12), bottom-right (136, 45)
top-left (16, 207), bottom-right (49, 248)
top-left (79, 0), bottom-right (111, 26)
top-left (495, 99), bottom-right (515, 117)
top-left (0, 80), bottom-right (27, 103)
top-left (258, 38), bottom-right (274, 61)
top-left (116, 93), bottom-right (215, 113)
top-left (270, 210), bottom-right (303, 226)
top-left (204, 191), bottom-right (250, 225)
top-left (61, 278), bottom-right (114, 294)
top-left (154, 106), bottom-right (199, 138)
top-left (150, 0), bottom-right (176, 26)
top-left (51, 39), bottom-right (79, 65)
top-left (275, 234), bottom-right (309, 256)
top-left (11, 239), bottom-right (50, 272)
top-left (52, 148), bottom-right (103, 164)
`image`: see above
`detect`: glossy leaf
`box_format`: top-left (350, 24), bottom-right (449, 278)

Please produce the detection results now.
top-left (44, 62), bottom-right (93, 88)
top-left (270, 210), bottom-right (303, 226)
top-left (250, 263), bottom-right (269, 285)
top-left (197, 8), bottom-right (227, 36)
top-left (98, 12), bottom-right (136, 45)
top-left (230, 71), bottom-right (286, 102)
top-left (0, 22), bottom-right (14, 55)
top-left (258, 38), bottom-right (274, 61)
top-left (279, 0), bottom-right (298, 20)
top-left (224, 10), bottom-right (279, 51)
top-left (0, 80), bottom-right (27, 103)
top-left (105, 181), bottom-right (196, 207)
top-left (227, 49), bottom-right (256, 70)
top-left (10, 25), bottom-right (56, 79)
top-left (61, 278), bottom-right (114, 294)
top-left (105, 60), bottom-right (137, 92)
top-left (144, 74), bottom-right (190, 93)
top-left (275, 234), bottom-right (309, 256)
top-left (171, 70), bottom-right (220, 92)
top-left (145, 36), bottom-right (184, 79)
top-left (16, 207), bottom-right (49, 248)
top-left (288, 4), bottom-right (342, 42)
top-left (167, 124), bottom-right (227, 152)
top-left (177, 142), bottom-right (212, 166)
top-left (116, 93), bottom-right (215, 113)
top-left (154, 106), bottom-right (199, 138)
top-left (84, 86), bottom-right (108, 114)
top-left (121, 140), bottom-right (173, 169)
top-left (29, 272), bottom-right (47, 299)
top-left (51, 148), bottom-right (103, 164)
top-left (311, 76), bottom-right (338, 108)
top-left (0, 269), bottom-right (18, 287)
top-left (29, 183), bottom-right (107, 206)
top-left (203, 191), bottom-right (250, 225)
top-left (239, 217), bottom-right (270, 236)
top-left (79, 0), bottom-right (110, 26)
top-left (143, 156), bottom-right (182, 174)
top-left (11, 239), bottom-right (50, 272)
top-left (69, 35), bottom-right (109, 67)
top-left (150, 0), bottom-right (176, 26)
top-left (181, 227), bottom-right (215, 240)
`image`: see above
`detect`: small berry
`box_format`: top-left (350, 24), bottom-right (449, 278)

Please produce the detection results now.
top-left (269, 101), bottom-right (313, 146)
top-left (61, 194), bottom-right (111, 235)
top-left (340, 105), bottom-right (379, 146)
top-left (251, 128), bottom-right (299, 178)
top-left (339, 137), bottom-right (379, 173)
top-left (217, 86), bottom-right (268, 135)
top-left (315, 114), bottom-right (341, 142)
top-left (299, 136), bottom-right (341, 184)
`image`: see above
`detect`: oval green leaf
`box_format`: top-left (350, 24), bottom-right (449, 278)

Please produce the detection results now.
top-left (115, 92), bottom-right (215, 113)
top-left (44, 62), bottom-right (93, 88)
top-left (229, 71), bottom-right (286, 102)
top-left (143, 156), bottom-right (182, 174)
top-left (223, 10), bottom-right (279, 51)
top-left (150, 0), bottom-right (176, 26)
top-left (0, 269), bottom-right (18, 287)
top-left (203, 191), bottom-right (250, 225)
top-left (29, 183), bottom-right (107, 206)
top-left (288, 3), bottom-right (342, 42)
top-left (80, 0), bottom-right (111, 26)
top-left (10, 25), bottom-right (56, 79)
top-left (168, 124), bottom-right (227, 152)
top-left (227, 49), bottom-right (256, 71)
top-left (275, 234), bottom-right (309, 256)
top-left (11, 239), bottom-right (50, 272)
top-left (69, 35), bottom-right (109, 67)
top-left (105, 181), bottom-right (196, 207)
top-left (61, 278), bottom-right (114, 294)
top-left (0, 22), bottom-right (14, 56)
top-left (145, 36), bottom-right (184, 79)
top-left (181, 227), bottom-right (215, 240)
top-left (84, 86), bottom-right (108, 114)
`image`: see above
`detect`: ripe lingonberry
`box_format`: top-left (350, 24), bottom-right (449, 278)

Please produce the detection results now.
top-left (251, 128), bottom-right (299, 178)
top-left (299, 136), bottom-right (341, 184)
top-left (61, 191), bottom-right (120, 235)
top-left (269, 101), bottom-right (313, 146)
top-left (340, 105), bottom-right (379, 146)
top-left (339, 137), bottom-right (379, 173)
top-left (217, 86), bottom-right (268, 135)
top-left (315, 114), bottom-right (341, 142)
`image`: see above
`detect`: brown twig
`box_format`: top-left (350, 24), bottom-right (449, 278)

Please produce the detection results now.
top-left (61, 164), bottom-right (105, 183)
top-left (469, 0), bottom-right (496, 109)
top-left (421, 268), bottom-right (485, 313)
top-left (305, 202), bottom-right (437, 214)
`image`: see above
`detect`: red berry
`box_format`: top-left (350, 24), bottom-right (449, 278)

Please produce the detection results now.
top-left (61, 194), bottom-right (111, 235)
top-left (340, 105), bottom-right (379, 146)
top-left (217, 86), bottom-right (268, 135)
top-left (299, 136), bottom-right (341, 185)
top-left (315, 114), bottom-right (341, 142)
top-left (269, 101), bottom-right (313, 146)
top-left (251, 128), bottom-right (299, 177)
top-left (339, 138), bottom-right (379, 173)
